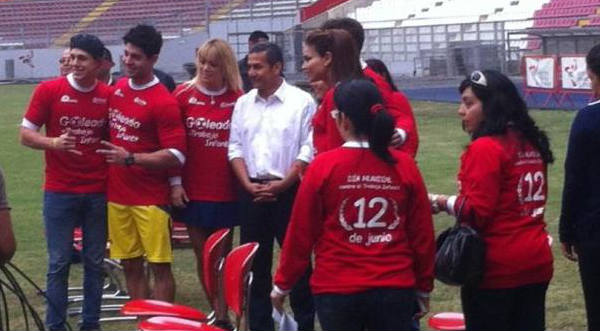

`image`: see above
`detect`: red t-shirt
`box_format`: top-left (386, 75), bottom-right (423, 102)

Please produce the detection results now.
top-left (107, 78), bottom-right (186, 205)
top-left (453, 130), bottom-right (553, 288)
top-left (274, 145), bottom-right (435, 294)
top-left (173, 84), bottom-right (241, 202)
top-left (311, 88), bottom-right (343, 155)
top-left (23, 76), bottom-right (111, 193)
top-left (312, 67), bottom-right (418, 157)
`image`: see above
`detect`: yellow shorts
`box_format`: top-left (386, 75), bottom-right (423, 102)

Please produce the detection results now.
top-left (108, 202), bottom-right (172, 263)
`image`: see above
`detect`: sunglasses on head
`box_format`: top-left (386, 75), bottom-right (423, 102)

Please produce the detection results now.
top-left (470, 70), bottom-right (487, 87)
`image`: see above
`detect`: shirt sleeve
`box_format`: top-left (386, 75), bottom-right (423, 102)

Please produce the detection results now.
top-left (0, 168), bottom-right (10, 211)
top-left (455, 139), bottom-right (503, 228)
top-left (559, 110), bottom-right (588, 243)
top-left (274, 161), bottom-right (324, 291)
top-left (296, 97), bottom-right (317, 163)
top-left (154, 98), bottom-right (187, 165)
top-left (23, 83), bottom-right (52, 129)
top-left (228, 98), bottom-right (245, 161)
top-left (402, 157), bottom-right (435, 292)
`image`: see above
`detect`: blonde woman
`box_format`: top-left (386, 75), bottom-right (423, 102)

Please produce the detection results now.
top-left (171, 39), bottom-right (242, 296)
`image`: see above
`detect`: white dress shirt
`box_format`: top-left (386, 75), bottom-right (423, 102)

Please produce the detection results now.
top-left (228, 79), bottom-right (316, 179)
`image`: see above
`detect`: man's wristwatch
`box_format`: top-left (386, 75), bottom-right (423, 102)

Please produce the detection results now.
top-left (124, 153), bottom-right (135, 166)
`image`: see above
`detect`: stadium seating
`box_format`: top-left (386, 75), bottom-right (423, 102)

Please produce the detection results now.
top-left (0, 0), bottom-right (317, 48)
top-left (531, 0), bottom-right (600, 30)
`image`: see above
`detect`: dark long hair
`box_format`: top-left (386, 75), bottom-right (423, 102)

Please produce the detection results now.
top-left (365, 58), bottom-right (399, 92)
top-left (334, 79), bottom-right (396, 164)
top-left (459, 69), bottom-right (554, 164)
top-left (586, 43), bottom-right (600, 77)
top-left (304, 29), bottom-right (363, 83)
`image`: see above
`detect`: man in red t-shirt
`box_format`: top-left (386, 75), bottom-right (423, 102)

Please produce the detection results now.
top-left (20, 34), bottom-right (111, 331)
top-left (97, 25), bottom-right (186, 303)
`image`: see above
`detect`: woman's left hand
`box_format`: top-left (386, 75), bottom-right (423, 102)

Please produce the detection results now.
top-left (270, 287), bottom-right (287, 313)
top-left (414, 292), bottom-right (430, 319)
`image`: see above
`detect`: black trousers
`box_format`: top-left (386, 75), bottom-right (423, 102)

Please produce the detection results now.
top-left (577, 242), bottom-right (600, 331)
top-left (239, 184), bottom-right (315, 331)
top-left (314, 288), bottom-right (416, 331)
top-left (461, 282), bottom-right (548, 331)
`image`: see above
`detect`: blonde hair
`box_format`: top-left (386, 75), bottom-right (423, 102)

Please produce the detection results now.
top-left (180, 39), bottom-right (241, 94)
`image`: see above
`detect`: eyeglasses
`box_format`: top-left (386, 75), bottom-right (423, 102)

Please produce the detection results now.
top-left (470, 70), bottom-right (487, 87)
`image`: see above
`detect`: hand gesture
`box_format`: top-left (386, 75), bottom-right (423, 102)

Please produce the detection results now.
top-left (245, 182), bottom-right (276, 203)
top-left (52, 129), bottom-right (82, 155)
top-left (96, 140), bottom-right (130, 165)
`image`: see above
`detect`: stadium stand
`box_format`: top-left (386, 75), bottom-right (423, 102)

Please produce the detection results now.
top-left (0, 0), bottom-right (318, 48)
top-left (531, 0), bottom-right (600, 29)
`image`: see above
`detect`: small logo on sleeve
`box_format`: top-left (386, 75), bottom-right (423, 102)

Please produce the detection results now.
top-left (60, 95), bottom-right (78, 103)
top-left (189, 97), bottom-right (206, 106)
top-left (134, 97), bottom-right (147, 106)
top-left (114, 89), bottom-right (124, 97)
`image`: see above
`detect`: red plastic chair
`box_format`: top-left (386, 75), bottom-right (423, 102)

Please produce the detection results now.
top-left (202, 229), bottom-right (233, 321)
top-left (428, 312), bottom-right (465, 330)
top-left (121, 229), bottom-right (232, 321)
top-left (136, 316), bottom-right (222, 331)
top-left (138, 242), bottom-right (260, 331)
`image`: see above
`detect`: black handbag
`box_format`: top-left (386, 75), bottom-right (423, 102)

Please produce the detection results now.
top-left (434, 200), bottom-right (485, 287)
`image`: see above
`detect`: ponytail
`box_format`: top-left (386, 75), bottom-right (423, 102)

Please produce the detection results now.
top-left (334, 79), bottom-right (396, 164)
top-left (369, 105), bottom-right (396, 164)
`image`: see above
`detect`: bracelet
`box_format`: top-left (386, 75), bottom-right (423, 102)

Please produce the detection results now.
top-left (51, 137), bottom-right (58, 149)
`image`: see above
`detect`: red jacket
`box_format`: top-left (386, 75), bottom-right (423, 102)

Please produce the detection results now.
top-left (274, 144), bottom-right (435, 294)
top-left (452, 130), bottom-right (553, 288)
top-left (312, 67), bottom-right (418, 157)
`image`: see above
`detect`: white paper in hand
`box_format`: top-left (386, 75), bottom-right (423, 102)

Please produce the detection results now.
top-left (272, 308), bottom-right (298, 331)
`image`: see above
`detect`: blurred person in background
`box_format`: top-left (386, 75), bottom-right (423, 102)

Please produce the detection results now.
top-left (238, 30), bottom-right (269, 93)
top-left (366, 58), bottom-right (419, 158)
top-left (59, 48), bottom-right (72, 76)
top-left (98, 47), bottom-right (115, 85)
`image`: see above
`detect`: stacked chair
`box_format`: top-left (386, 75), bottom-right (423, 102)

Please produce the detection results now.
top-left (121, 229), bottom-right (259, 331)
top-left (67, 227), bottom-right (135, 323)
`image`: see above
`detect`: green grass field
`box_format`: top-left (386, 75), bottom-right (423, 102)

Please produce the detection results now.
top-left (0, 84), bottom-right (586, 330)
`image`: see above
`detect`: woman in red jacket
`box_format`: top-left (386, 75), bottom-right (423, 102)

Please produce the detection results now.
top-left (271, 79), bottom-right (435, 331)
top-left (366, 58), bottom-right (419, 157)
top-left (171, 38), bottom-right (242, 297)
top-left (429, 70), bottom-right (554, 331)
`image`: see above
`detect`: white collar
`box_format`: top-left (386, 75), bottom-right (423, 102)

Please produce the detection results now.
top-left (129, 75), bottom-right (160, 90)
top-left (66, 73), bottom-right (97, 93)
top-left (197, 84), bottom-right (227, 96)
top-left (343, 141), bottom-right (369, 148)
top-left (107, 75), bottom-right (114, 86)
top-left (254, 79), bottom-right (287, 103)
top-left (360, 59), bottom-right (368, 70)
top-left (588, 99), bottom-right (600, 106)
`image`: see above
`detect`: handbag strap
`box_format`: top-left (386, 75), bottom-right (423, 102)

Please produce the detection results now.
top-left (454, 196), bottom-right (466, 228)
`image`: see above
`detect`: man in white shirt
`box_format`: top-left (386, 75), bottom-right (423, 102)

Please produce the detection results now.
top-left (228, 42), bottom-right (316, 331)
